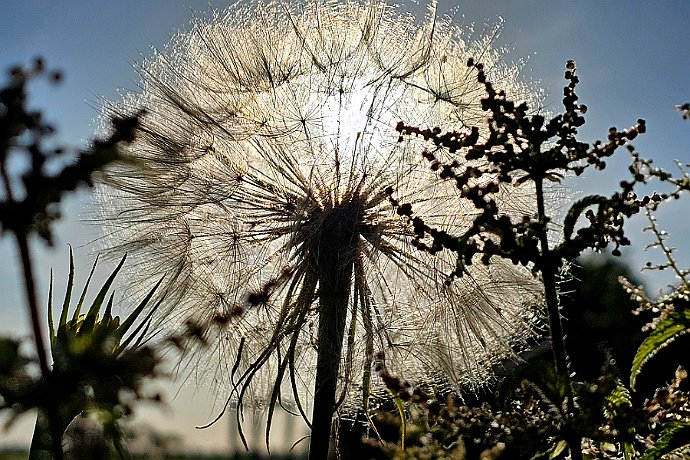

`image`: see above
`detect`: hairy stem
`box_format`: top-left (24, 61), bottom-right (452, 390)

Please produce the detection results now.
top-left (645, 207), bottom-right (689, 285)
top-left (535, 178), bottom-right (581, 460)
top-left (16, 232), bottom-right (49, 376)
top-left (535, 180), bottom-right (566, 376)
top-left (309, 258), bottom-right (353, 460)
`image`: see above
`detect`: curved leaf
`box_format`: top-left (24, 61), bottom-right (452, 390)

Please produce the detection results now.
top-left (563, 194), bottom-right (609, 240)
top-left (640, 421), bottom-right (690, 460)
top-left (116, 276), bottom-right (164, 340)
top-left (59, 245), bottom-right (75, 329)
top-left (631, 309), bottom-right (690, 390)
top-left (48, 270), bottom-right (55, 343)
top-left (70, 253), bottom-right (99, 325)
top-left (79, 254), bottom-right (126, 334)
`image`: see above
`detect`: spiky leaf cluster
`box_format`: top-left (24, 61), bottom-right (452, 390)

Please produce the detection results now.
top-left (1, 250), bottom-right (163, 458)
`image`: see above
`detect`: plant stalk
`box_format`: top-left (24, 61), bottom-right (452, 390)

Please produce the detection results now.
top-left (535, 178), bottom-right (581, 460)
top-left (16, 232), bottom-right (65, 460)
top-left (309, 258), bottom-right (353, 460)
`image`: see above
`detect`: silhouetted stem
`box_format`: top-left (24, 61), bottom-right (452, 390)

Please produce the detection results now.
top-left (534, 181), bottom-right (566, 376)
top-left (16, 233), bottom-right (49, 376)
top-left (16, 232), bottom-right (64, 460)
top-left (310, 261), bottom-right (353, 460)
top-left (535, 178), bottom-right (581, 460)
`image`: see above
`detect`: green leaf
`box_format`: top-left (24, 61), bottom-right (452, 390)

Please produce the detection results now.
top-left (102, 291), bottom-right (114, 323)
top-left (79, 254), bottom-right (126, 334)
top-left (48, 270), bottom-right (55, 343)
top-left (604, 379), bottom-right (632, 419)
top-left (630, 309), bottom-right (690, 390)
top-left (640, 421), bottom-right (690, 460)
top-left (623, 441), bottom-right (637, 460)
top-left (549, 440), bottom-right (568, 459)
top-left (93, 293), bottom-right (116, 345)
top-left (563, 194), bottom-right (608, 240)
top-left (71, 253), bottom-right (100, 325)
top-left (59, 245), bottom-right (75, 329)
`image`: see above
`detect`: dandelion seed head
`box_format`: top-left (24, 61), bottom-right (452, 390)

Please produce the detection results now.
top-left (98, 0), bottom-right (544, 419)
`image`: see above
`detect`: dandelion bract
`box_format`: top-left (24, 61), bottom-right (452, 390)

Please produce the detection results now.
top-left (98, 0), bottom-right (545, 453)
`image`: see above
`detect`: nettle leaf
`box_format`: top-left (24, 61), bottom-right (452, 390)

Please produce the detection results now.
top-left (631, 309), bottom-right (690, 390)
top-left (549, 439), bottom-right (568, 459)
top-left (640, 421), bottom-right (690, 460)
top-left (604, 379), bottom-right (632, 419)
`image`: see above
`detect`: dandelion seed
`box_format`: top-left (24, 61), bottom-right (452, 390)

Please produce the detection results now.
top-left (98, 0), bottom-right (544, 456)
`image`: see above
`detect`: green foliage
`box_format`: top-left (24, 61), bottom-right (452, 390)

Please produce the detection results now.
top-left (0, 59), bottom-right (154, 459)
top-left (49, 248), bottom-right (163, 362)
top-left (630, 302), bottom-right (690, 391)
top-left (639, 421), bottom-right (690, 460)
top-left (380, 60), bottom-right (690, 460)
top-left (24, 248), bottom-right (164, 458)
top-left (368, 364), bottom-right (564, 460)
top-left (623, 201), bottom-right (690, 392)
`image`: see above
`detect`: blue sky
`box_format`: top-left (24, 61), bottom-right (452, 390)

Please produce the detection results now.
top-left (1, 0), bottom-right (689, 452)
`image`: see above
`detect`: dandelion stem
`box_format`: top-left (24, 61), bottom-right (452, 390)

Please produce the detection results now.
top-left (311, 262), bottom-right (353, 460)
top-left (309, 201), bottom-right (360, 459)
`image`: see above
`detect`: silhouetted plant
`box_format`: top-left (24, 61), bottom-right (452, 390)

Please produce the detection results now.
top-left (363, 355), bottom-right (625, 460)
top-left (623, 211), bottom-right (690, 393)
top-left (388, 59), bottom-right (669, 458)
top-left (28, 249), bottom-right (164, 459)
top-left (0, 59), bottom-right (151, 459)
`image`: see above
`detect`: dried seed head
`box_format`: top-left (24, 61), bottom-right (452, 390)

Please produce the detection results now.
top-left (97, 0), bottom-right (545, 419)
